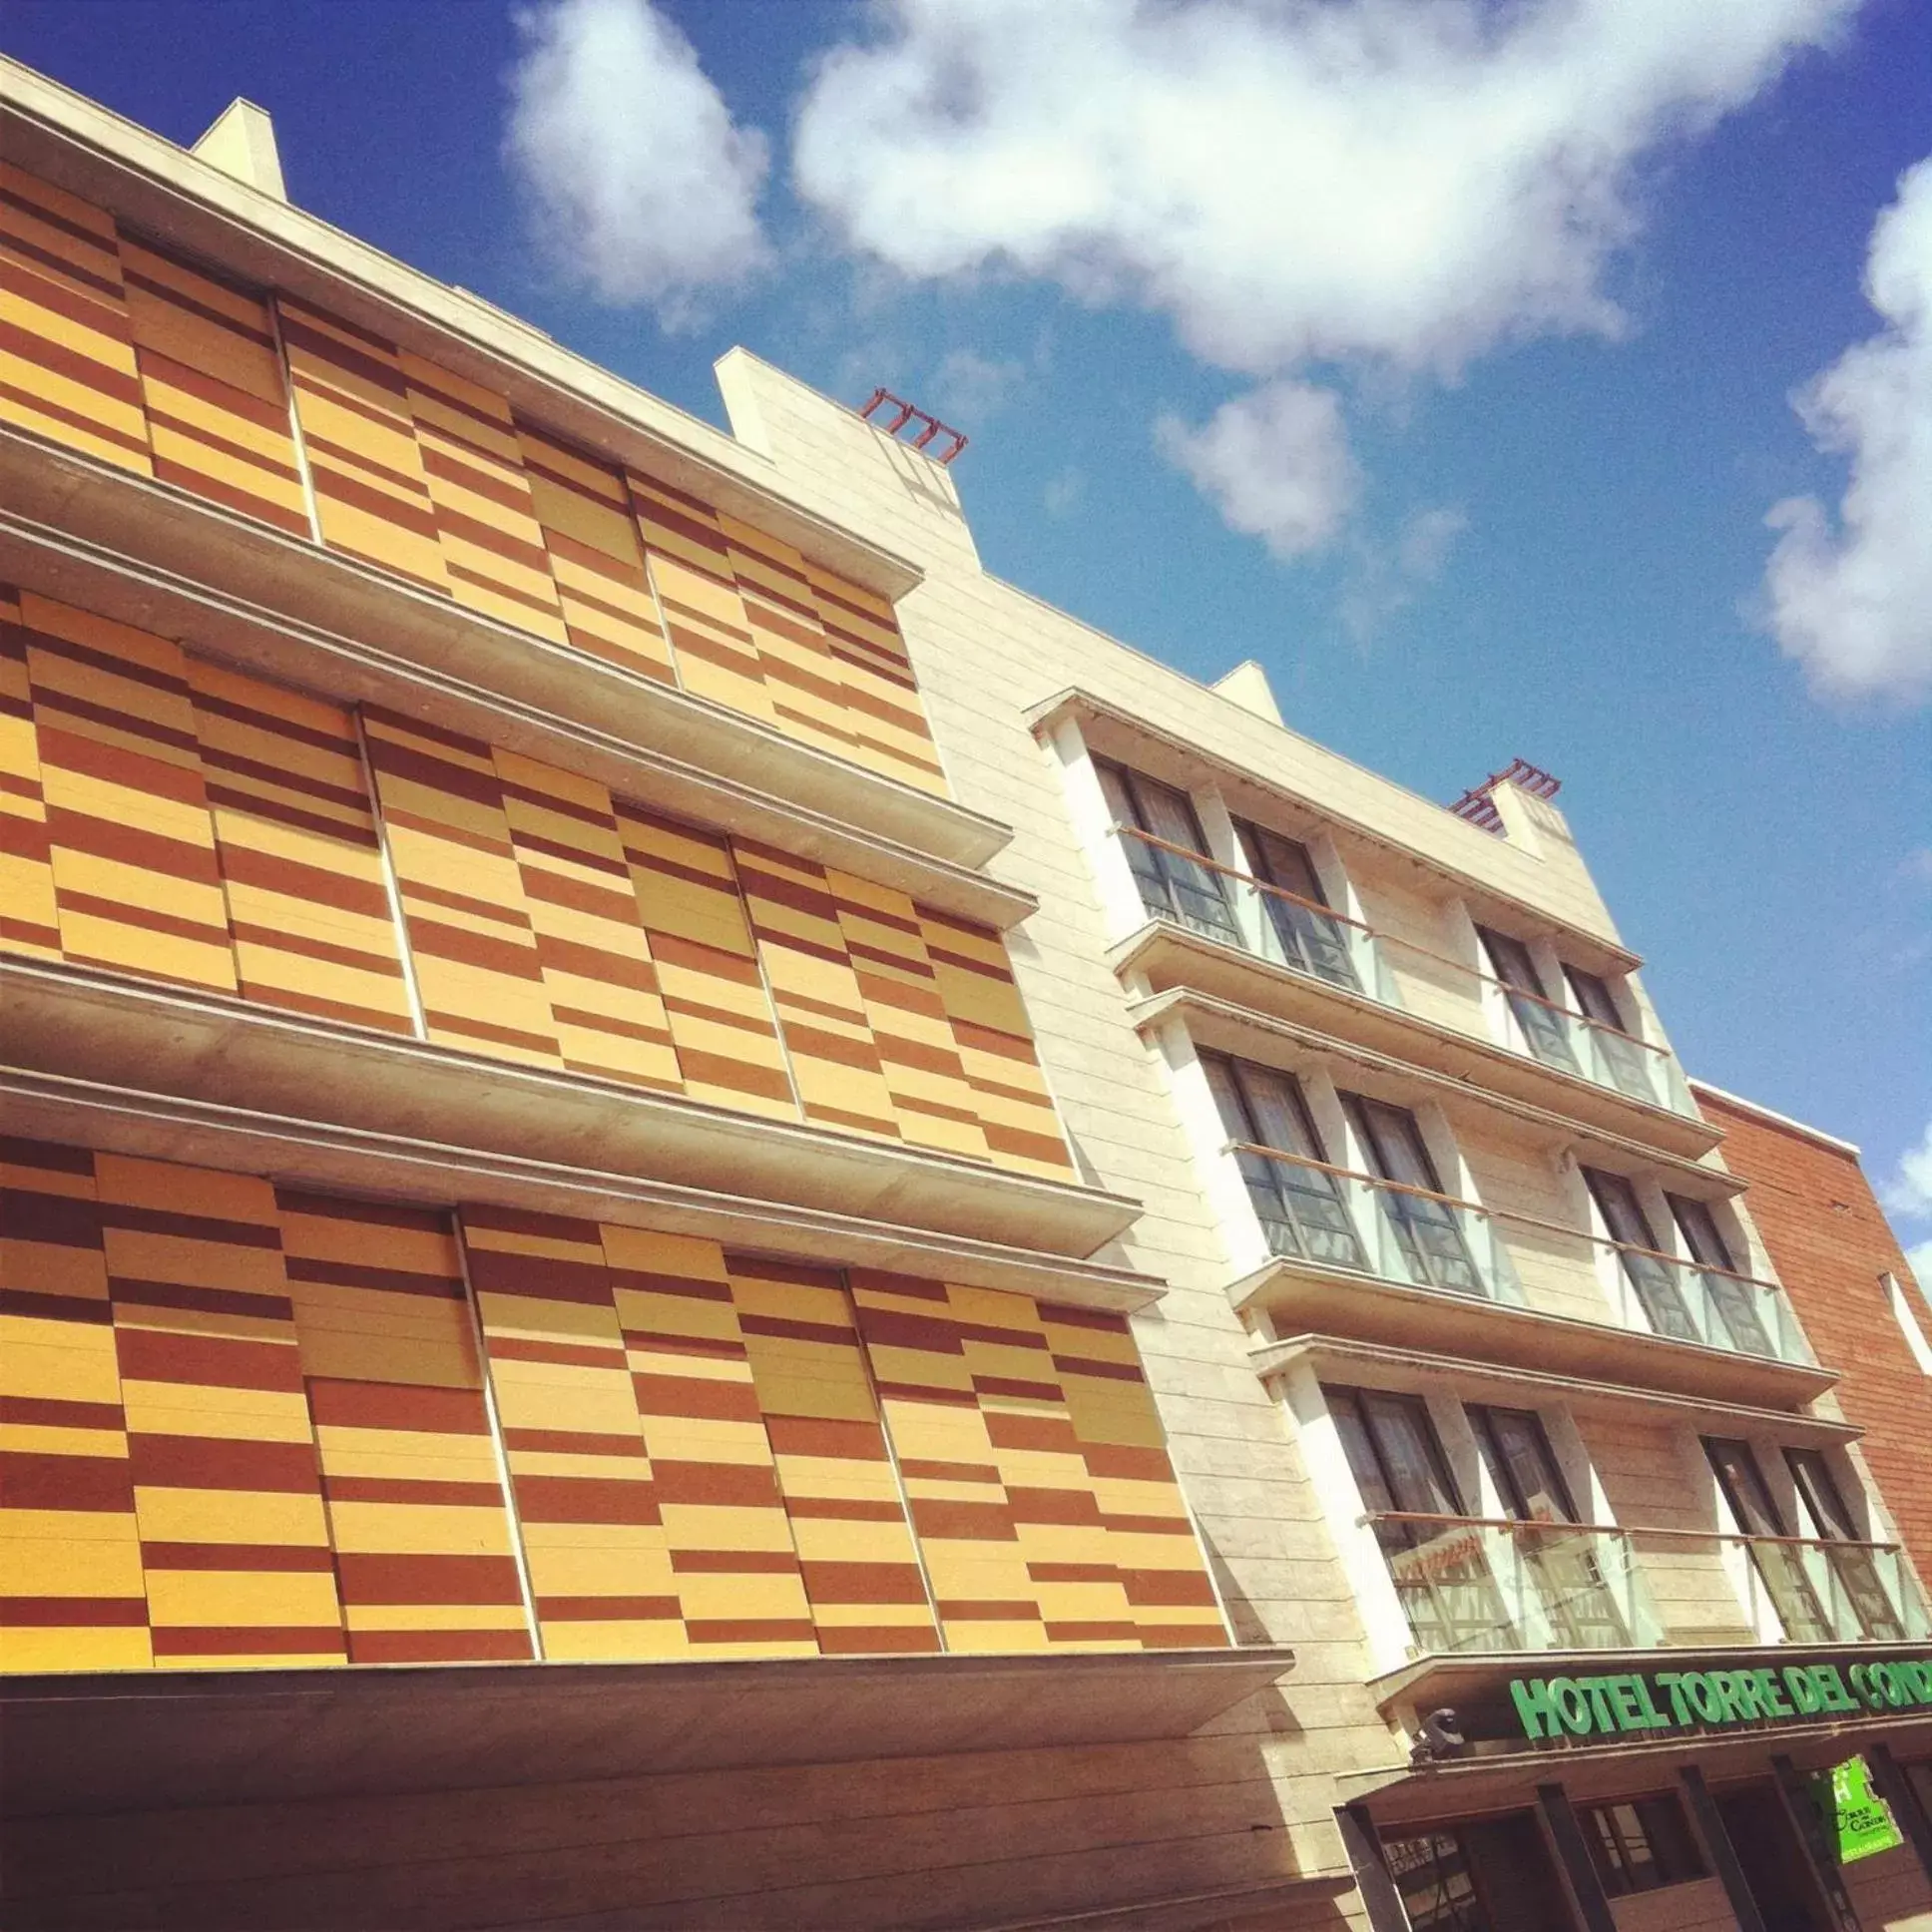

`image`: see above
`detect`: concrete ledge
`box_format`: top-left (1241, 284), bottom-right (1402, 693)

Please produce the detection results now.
top-left (1, 1647), bottom-right (1297, 1818)
top-left (0, 959), bottom-right (1145, 1261)
top-left (1112, 922), bottom-right (1720, 1161)
top-left (0, 1067), bottom-right (1166, 1312)
top-left (1231, 1258), bottom-right (1835, 1410)
top-left (0, 432), bottom-right (1015, 881)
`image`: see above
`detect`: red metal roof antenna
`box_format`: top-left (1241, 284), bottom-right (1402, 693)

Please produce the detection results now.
top-left (1450, 757), bottom-right (1561, 835)
top-left (858, 388), bottom-right (969, 465)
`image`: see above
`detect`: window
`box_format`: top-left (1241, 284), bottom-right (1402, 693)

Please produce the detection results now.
top-left (1342, 1094), bottom-right (1484, 1296)
top-left (1202, 1054), bottom-right (1366, 1271)
top-left (1703, 1436), bottom-right (1833, 1642)
top-left (1883, 1272), bottom-right (1932, 1376)
top-left (1564, 966), bottom-right (1659, 1103)
top-left (1095, 759), bottom-right (1240, 945)
top-left (1668, 1194), bottom-right (1774, 1357)
top-left (1232, 817), bottom-right (1359, 989)
top-left (1471, 1405), bottom-right (1629, 1647)
top-left (1583, 1795), bottom-right (1705, 1896)
top-left (1384, 1830), bottom-right (1489, 1931)
top-left (1785, 1447), bottom-right (1905, 1642)
top-left (1329, 1383), bottom-right (1510, 1653)
top-left (1582, 1169), bottom-right (1697, 1343)
top-left (1478, 926), bottom-right (1579, 1072)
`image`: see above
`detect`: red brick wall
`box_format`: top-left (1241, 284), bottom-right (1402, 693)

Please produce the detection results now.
top-left (1696, 1089), bottom-right (1932, 1575)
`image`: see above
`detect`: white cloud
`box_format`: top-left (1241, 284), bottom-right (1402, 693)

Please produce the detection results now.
top-left (505, 0), bottom-right (769, 316)
top-left (1156, 380), bottom-right (1359, 558)
top-left (1764, 157), bottom-right (1932, 705)
top-left (793, 0), bottom-right (1850, 387)
top-left (1044, 464), bottom-right (1086, 519)
top-left (1340, 504), bottom-right (1469, 642)
top-left (1888, 1119), bottom-right (1932, 1223)
top-left (929, 347), bottom-right (1026, 420)
top-left (1909, 1241), bottom-right (1932, 1290)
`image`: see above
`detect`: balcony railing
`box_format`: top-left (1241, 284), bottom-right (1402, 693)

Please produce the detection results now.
top-left (1228, 1143), bottom-right (1523, 1307)
top-left (1230, 1144), bottom-right (1813, 1368)
top-left (1368, 1512), bottom-right (1663, 1657)
top-left (1113, 823), bottom-right (1696, 1117)
top-left (1367, 1514), bottom-right (1929, 1659)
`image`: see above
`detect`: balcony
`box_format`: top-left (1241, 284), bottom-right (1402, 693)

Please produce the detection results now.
top-left (1229, 1146), bottom-right (1833, 1408)
top-left (1106, 825), bottom-right (1716, 1158)
top-left (1366, 1514), bottom-right (1928, 1663)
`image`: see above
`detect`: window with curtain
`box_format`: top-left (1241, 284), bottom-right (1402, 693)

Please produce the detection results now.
top-left (1564, 964), bottom-right (1658, 1102)
top-left (1094, 758), bottom-right (1240, 945)
top-left (1477, 926), bottom-right (1579, 1072)
top-left (1232, 817), bottom-right (1359, 989)
top-left (1582, 1169), bottom-right (1697, 1343)
top-left (1703, 1436), bottom-right (1833, 1643)
top-left (1342, 1094), bottom-right (1484, 1296)
top-left (1201, 1053), bottom-right (1366, 1271)
top-left (1328, 1383), bottom-right (1512, 1653)
top-left (1785, 1447), bottom-right (1905, 1642)
top-left (1471, 1404), bottom-right (1629, 1648)
top-left (1668, 1193), bottom-right (1773, 1357)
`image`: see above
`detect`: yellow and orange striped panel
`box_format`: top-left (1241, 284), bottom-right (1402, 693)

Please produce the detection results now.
top-left (493, 748), bottom-right (683, 1091)
top-left (617, 802), bottom-right (798, 1120)
top-left (459, 1206), bottom-right (673, 1661)
top-left (920, 910), bottom-right (1075, 1179)
top-left (358, 707), bottom-right (563, 1068)
top-left (98, 1154), bottom-right (345, 1670)
top-left (804, 559), bottom-right (949, 795)
top-left (848, 1272), bottom-right (1223, 1653)
top-left (401, 350), bottom-right (568, 643)
top-left (734, 838), bottom-right (901, 1142)
top-left (120, 238), bottom-right (307, 534)
top-left (730, 1254), bottom-right (940, 1655)
top-left (517, 423), bottom-right (674, 683)
top-left (279, 1189), bottom-right (530, 1664)
top-left (278, 296), bottom-right (451, 590)
top-left (0, 1137), bottom-right (152, 1670)
top-left (0, 161), bottom-right (151, 475)
top-left (0, 588), bottom-right (62, 961)
top-left (19, 592), bottom-right (239, 991)
top-left (188, 659), bottom-right (413, 1034)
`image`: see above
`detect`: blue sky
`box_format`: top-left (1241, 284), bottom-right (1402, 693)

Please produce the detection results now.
top-left (3, 0), bottom-right (1928, 1252)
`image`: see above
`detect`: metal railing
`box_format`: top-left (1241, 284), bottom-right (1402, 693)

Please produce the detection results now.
top-left (1232, 1144), bottom-right (1813, 1367)
top-left (1366, 1514), bottom-right (1929, 1657)
top-left (1113, 823), bottom-right (1695, 1116)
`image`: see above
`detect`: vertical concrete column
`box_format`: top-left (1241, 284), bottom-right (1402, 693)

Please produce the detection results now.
top-left (1333, 1804), bottom-right (1409, 1932)
top-left (1535, 1783), bottom-right (1617, 1932)
top-left (1868, 1741), bottom-right (1932, 1884)
top-left (1679, 1766), bottom-right (1768, 1932)
top-left (1771, 1753), bottom-right (1862, 1931)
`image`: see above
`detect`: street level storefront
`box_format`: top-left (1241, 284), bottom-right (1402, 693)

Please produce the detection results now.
top-left (1337, 1647), bottom-right (1932, 1930)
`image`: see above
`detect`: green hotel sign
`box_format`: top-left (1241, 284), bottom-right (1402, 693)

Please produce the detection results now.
top-left (1509, 1655), bottom-right (1932, 1742)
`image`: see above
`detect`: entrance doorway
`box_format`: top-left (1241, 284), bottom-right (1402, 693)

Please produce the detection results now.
top-left (1712, 1781), bottom-right (1830, 1932)
top-left (1384, 1813), bottom-right (1571, 1931)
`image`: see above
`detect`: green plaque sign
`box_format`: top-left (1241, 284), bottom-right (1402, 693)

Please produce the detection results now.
top-left (1810, 1756), bottom-right (1904, 1864)
top-left (1506, 1654), bottom-right (1932, 1742)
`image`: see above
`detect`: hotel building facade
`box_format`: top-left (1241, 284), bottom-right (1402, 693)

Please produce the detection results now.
top-left (3, 59), bottom-right (1931, 1932)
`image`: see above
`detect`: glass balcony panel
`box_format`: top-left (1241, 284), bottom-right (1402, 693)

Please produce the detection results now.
top-left (1237, 1152), bottom-right (1370, 1272)
top-left (1118, 831), bottom-right (1242, 945)
top-left (1504, 989), bottom-right (1582, 1073)
top-left (1579, 1023), bottom-right (1661, 1106)
top-left (1605, 1245), bottom-right (1814, 1367)
top-left (1248, 880), bottom-right (1360, 991)
top-left (1374, 1517), bottom-right (1663, 1658)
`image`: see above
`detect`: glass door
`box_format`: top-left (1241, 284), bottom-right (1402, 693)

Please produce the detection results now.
top-left (1203, 1054), bottom-right (1366, 1271)
top-left (1583, 1169), bottom-right (1697, 1342)
top-left (1565, 965), bottom-right (1658, 1102)
top-left (1095, 759), bottom-right (1241, 945)
top-left (1233, 818), bottom-right (1358, 989)
top-left (1668, 1194), bottom-right (1773, 1357)
top-left (1704, 1436), bottom-right (1832, 1642)
top-left (1343, 1095), bottom-right (1483, 1295)
top-left (1478, 927), bottom-right (1579, 1071)
top-left (1330, 1384), bottom-right (1512, 1653)
top-left (1472, 1405), bottom-right (1629, 1648)
top-left (1786, 1447), bottom-right (1904, 1641)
